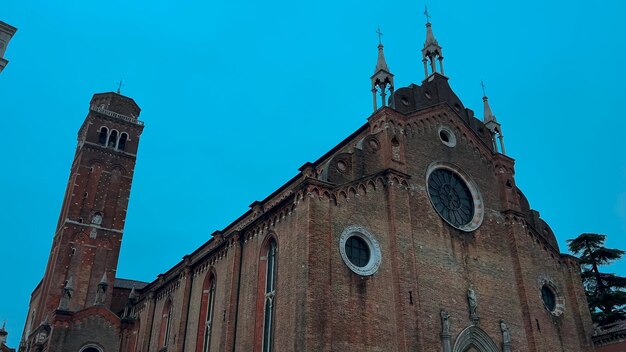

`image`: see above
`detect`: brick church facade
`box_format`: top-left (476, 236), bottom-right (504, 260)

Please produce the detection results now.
top-left (20, 18), bottom-right (596, 352)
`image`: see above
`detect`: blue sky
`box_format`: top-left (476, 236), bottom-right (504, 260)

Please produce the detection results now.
top-left (2, 0), bottom-right (625, 347)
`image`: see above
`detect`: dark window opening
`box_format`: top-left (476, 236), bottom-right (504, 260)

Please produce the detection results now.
top-left (346, 236), bottom-right (370, 267)
top-left (439, 130), bottom-right (450, 143)
top-left (202, 278), bottom-right (216, 352)
top-left (428, 169), bottom-right (474, 227)
top-left (118, 133), bottom-right (128, 151)
top-left (108, 130), bottom-right (118, 149)
top-left (535, 318), bottom-right (541, 332)
top-left (541, 285), bottom-right (556, 312)
top-left (262, 240), bottom-right (277, 352)
top-left (98, 127), bottom-right (108, 145)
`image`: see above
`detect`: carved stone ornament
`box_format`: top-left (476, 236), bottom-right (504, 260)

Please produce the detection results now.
top-left (441, 309), bottom-right (451, 335)
top-left (500, 320), bottom-right (512, 352)
top-left (440, 308), bottom-right (452, 352)
top-left (467, 287), bottom-right (479, 323)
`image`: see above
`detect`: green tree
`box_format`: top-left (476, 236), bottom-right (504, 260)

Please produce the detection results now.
top-left (567, 233), bottom-right (626, 325)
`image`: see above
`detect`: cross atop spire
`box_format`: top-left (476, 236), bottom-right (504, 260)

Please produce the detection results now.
top-left (371, 27), bottom-right (394, 112)
top-left (482, 80), bottom-right (495, 123)
top-left (116, 78), bottom-right (125, 94)
top-left (421, 8), bottom-right (444, 78)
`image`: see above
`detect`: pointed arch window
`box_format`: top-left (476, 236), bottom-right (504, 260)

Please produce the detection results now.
top-left (262, 240), bottom-right (277, 352)
top-left (98, 127), bottom-right (108, 145)
top-left (196, 273), bottom-right (217, 352)
top-left (159, 299), bottom-right (173, 348)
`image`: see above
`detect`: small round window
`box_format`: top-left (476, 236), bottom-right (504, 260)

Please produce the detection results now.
top-left (339, 225), bottom-right (381, 276)
top-left (540, 280), bottom-right (565, 316)
top-left (437, 126), bottom-right (456, 147)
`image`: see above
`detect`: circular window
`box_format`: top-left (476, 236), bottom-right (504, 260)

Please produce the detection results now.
top-left (437, 126), bottom-right (456, 147)
top-left (337, 160), bottom-right (347, 172)
top-left (426, 163), bottom-right (484, 232)
top-left (367, 138), bottom-right (380, 151)
top-left (540, 281), bottom-right (564, 316)
top-left (339, 225), bottom-right (381, 276)
top-left (401, 96), bottom-right (410, 106)
top-left (79, 345), bottom-right (103, 352)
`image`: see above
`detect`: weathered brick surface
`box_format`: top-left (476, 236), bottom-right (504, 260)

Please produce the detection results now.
top-left (23, 79), bottom-right (594, 352)
top-left (21, 93), bottom-right (143, 352)
top-left (125, 89), bottom-right (593, 352)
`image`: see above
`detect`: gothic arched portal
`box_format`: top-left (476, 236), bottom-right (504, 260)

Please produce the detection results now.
top-left (452, 325), bottom-right (499, 352)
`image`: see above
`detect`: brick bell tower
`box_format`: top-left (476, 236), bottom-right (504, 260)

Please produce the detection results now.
top-left (21, 92), bottom-right (143, 352)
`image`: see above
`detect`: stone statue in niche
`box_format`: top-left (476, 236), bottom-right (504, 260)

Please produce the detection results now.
top-left (467, 287), bottom-right (479, 322)
top-left (500, 320), bottom-right (511, 343)
top-left (440, 308), bottom-right (452, 352)
top-left (440, 309), bottom-right (450, 334)
top-left (94, 273), bottom-right (108, 305)
top-left (500, 320), bottom-right (512, 352)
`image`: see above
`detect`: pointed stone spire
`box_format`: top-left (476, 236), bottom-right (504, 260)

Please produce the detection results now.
top-left (421, 6), bottom-right (445, 78)
top-left (374, 32), bottom-right (390, 73)
top-left (129, 287), bottom-right (137, 300)
top-left (481, 81), bottom-right (506, 154)
top-left (123, 287), bottom-right (138, 318)
top-left (94, 272), bottom-right (109, 305)
top-left (483, 96), bottom-right (497, 124)
top-left (99, 272), bottom-right (108, 286)
top-left (371, 27), bottom-right (394, 112)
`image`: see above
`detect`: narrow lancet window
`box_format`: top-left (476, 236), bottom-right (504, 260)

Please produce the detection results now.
top-left (203, 278), bottom-right (216, 352)
top-left (197, 274), bottom-right (217, 352)
top-left (262, 240), bottom-right (277, 352)
top-left (159, 299), bottom-right (173, 348)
